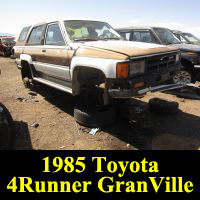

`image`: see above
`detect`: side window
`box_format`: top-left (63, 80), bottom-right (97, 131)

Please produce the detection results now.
top-left (132, 32), bottom-right (141, 41)
top-left (119, 32), bottom-right (131, 40)
top-left (27, 25), bottom-right (45, 45)
top-left (132, 31), bottom-right (157, 43)
top-left (45, 24), bottom-right (65, 46)
top-left (18, 26), bottom-right (31, 42)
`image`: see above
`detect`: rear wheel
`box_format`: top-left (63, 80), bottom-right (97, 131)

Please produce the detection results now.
top-left (21, 62), bottom-right (34, 89)
top-left (23, 77), bottom-right (32, 89)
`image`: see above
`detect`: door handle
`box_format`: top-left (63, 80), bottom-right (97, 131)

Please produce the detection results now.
top-left (42, 49), bottom-right (46, 53)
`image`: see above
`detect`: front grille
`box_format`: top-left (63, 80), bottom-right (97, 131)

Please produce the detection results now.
top-left (145, 53), bottom-right (177, 73)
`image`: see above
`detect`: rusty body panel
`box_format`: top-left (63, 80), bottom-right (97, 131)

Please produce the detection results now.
top-left (75, 44), bottom-right (177, 60)
top-left (79, 41), bottom-right (178, 58)
top-left (23, 47), bottom-right (72, 66)
top-left (75, 46), bottom-right (129, 60)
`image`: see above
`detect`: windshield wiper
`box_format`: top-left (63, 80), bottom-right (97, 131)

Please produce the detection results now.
top-left (73, 38), bottom-right (98, 42)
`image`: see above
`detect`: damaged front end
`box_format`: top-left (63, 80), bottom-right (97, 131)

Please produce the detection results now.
top-left (108, 51), bottom-right (182, 98)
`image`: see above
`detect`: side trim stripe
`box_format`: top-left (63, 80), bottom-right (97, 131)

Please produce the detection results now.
top-left (33, 77), bottom-right (72, 94)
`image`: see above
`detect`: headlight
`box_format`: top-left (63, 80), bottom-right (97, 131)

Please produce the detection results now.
top-left (130, 61), bottom-right (145, 75)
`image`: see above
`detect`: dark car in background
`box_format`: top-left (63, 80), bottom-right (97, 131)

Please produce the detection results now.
top-left (0, 36), bottom-right (16, 57)
top-left (117, 26), bottom-right (200, 84)
top-left (172, 30), bottom-right (200, 45)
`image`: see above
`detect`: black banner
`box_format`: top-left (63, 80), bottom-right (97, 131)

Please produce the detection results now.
top-left (0, 150), bottom-right (199, 199)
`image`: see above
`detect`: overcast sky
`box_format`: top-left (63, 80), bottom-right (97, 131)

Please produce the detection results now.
top-left (1, 0), bottom-right (200, 37)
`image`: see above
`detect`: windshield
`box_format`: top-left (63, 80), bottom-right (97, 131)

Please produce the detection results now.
top-left (1, 38), bottom-right (15, 43)
top-left (153, 28), bottom-right (181, 45)
top-left (64, 20), bottom-right (122, 42)
top-left (182, 33), bottom-right (200, 43)
top-left (174, 33), bottom-right (190, 44)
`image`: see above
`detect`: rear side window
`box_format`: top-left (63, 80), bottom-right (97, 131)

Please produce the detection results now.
top-left (27, 25), bottom-right (45, 45)
top-left (18, 26), bottom-right (31, 42)
top-left (119, 32), bottom-right (131, 40)
top-left (45, 23), bottom-right (65, 46)
top-left (132, 31), bottom-right (157, 43)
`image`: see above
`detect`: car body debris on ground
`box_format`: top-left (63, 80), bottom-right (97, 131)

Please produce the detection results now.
top-left (1, 57), bottom-right (200, 150)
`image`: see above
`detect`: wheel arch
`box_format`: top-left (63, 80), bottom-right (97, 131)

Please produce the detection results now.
top-left (20, 60), bottom-right (32, 79)
top-left (20, 54), bottom-right (33, 79)
top-left (71, 65), bottom-right (106, 96)
top-left (70, 56), bottom-right (123, 96)
top-left (181, 58), bottom-right (194, 70)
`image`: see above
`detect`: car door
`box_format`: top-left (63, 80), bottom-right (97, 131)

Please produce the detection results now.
top-left (34, 22), bottom-right (71, 87)
top-left (24, 24), bottom-right (47, 63)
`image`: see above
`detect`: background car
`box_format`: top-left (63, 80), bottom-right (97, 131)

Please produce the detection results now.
top-left (117, 26), bottom-right (200, 84)
top-left (172, 30), bottom-right (200, 45)
top-left (0, 36), bottom-right (16, 57)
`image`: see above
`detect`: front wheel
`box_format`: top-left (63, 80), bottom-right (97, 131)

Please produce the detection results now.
top-left (173, 68), bottom-right (195, 84)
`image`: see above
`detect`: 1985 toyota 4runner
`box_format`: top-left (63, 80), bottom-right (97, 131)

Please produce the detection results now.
top-left (14, 19), bottom-right (181, 127)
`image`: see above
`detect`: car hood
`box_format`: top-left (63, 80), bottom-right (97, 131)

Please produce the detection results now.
top-left (73, 41), bottom-right (178, 60)
top-left (171, 44), bottom-right (200, 53)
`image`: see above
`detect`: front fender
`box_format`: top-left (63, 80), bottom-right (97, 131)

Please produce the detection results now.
top-left (70, 56), bottom-right (126, 79)
top-left (20, 54), bottom-right (33, 65)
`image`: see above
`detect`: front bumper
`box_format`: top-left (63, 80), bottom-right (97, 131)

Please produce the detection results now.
top-left (109, 83), bottom-right (185, 98)
top-left (108, 64), bottom-right (180, 98)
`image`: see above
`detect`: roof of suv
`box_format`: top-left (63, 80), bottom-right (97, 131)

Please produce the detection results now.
top-left (32, 18), bottom-right (107, 27)
top-left (117, 26), bottom-right (152, 31)
top-left (172, 30), bottom-right (183, 34)
top-left (116, 26), bottom-right (170, 31)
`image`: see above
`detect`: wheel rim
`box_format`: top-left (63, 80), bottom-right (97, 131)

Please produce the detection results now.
top-left (173, 70), bottom-right (192, 84)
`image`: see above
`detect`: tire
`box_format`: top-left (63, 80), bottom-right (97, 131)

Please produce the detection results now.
top-left (0, 103), bottom-right (16, 150)
top-left (149, 98), bottom-right (179, 115)
top-left (74, 104), bottom-right (116, 128)
top-left (173, 68), bottom-right (195, 84)
top-left (23, 77), bottom-right (32, 89)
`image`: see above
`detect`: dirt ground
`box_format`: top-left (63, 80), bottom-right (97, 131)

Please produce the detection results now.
top-left (1, 57), bottom-right (200, 150)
